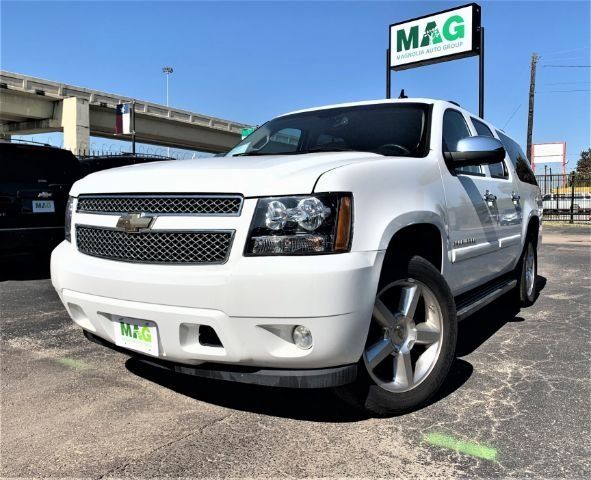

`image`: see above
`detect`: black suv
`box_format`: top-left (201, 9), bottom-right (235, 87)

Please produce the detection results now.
top-left (0, 141), bottom-right (82, 258)
top-left (78, 153), bottom-right (173, 176)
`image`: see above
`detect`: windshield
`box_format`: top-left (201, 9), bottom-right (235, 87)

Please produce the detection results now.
top-left (226, 103), bottom-right (430, 158)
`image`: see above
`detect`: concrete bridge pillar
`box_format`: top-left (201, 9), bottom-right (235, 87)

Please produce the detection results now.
top-left (61, 97), bottom-right (90, 155)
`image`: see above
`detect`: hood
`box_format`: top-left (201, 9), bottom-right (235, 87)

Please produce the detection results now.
top-left (70, 152), bottom-right (382, 197)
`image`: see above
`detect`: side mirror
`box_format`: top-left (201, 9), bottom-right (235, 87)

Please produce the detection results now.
top-left (444, 136), bottom-right (506, 166)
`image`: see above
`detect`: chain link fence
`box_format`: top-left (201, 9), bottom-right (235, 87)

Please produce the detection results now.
top-left (536, 173), bottom-right (591, 224)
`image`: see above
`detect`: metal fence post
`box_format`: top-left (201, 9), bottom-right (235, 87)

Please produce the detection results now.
top-left (569, 172), bottom-right (576, 224)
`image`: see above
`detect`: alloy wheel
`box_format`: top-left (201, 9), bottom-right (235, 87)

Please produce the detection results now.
top-left (363, 279), bottom-right (444, 393)
top-left (525, 243), bottom-right (536, 298)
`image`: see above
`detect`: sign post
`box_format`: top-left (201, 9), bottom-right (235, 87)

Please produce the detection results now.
top-left (131, 100), bottom-right (136, 155)
top-left (387, 3), bottom-right (484, 116)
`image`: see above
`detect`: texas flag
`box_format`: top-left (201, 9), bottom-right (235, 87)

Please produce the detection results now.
top-left (115, 103), bottom-right (132, 134)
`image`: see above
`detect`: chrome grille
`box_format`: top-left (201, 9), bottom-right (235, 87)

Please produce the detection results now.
top-left (76, 195), bottom-right (242, 215)
top-left (76, 226), bottom-right (233, 264)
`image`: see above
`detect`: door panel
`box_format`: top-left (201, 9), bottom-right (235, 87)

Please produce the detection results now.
top-left (440, 110), bottom-right (504, 294)
top-left (441, 171), bottom-right (502, 294)
top-left (493, 173), bottom-right (523, 269)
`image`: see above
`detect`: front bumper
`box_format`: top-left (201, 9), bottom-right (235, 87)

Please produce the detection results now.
top-left (85, 330), bottom-right (358, 388)
top-left (51, 241), bottom-right (383, 370)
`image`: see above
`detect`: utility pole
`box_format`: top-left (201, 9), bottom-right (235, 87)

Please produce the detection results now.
top-left (526, 53), bottom-right (539, 165)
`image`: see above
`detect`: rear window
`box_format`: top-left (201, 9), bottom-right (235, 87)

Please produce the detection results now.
top-left (496, 131), bottom-right (537, 186)
top-left (1, 145), bottom-right (81, 183)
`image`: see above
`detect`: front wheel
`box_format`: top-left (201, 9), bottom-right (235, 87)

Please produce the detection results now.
top-left (336, 256), bottom-right (457, 416)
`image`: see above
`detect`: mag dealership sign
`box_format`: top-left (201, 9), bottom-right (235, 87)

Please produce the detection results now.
top-left (390, 3), bottom-right (481, 71)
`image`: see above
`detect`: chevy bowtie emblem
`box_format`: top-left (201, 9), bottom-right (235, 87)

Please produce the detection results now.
top-left (116, 213), bottom-right (155, 233)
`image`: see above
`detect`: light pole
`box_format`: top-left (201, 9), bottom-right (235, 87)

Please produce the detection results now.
top-left (162, 67), bottom-right (173, 157)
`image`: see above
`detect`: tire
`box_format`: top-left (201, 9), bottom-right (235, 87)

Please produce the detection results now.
top-left (516, 238), bottom-right (538, 307)
top-left (335, 256), bottom-right (457, 416)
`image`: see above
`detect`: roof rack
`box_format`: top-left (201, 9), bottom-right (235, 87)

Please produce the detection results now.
top-left (448, 101), bottom-right (461, 107)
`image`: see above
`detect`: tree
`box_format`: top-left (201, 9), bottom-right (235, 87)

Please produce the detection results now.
top-left (576, 148), bottom-right (591, 175)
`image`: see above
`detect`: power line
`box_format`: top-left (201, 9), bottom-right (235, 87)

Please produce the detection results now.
top-left (502, 104), bottom-right (521, 129)
top-left (537, 89), bottom-right (590, 93)
top-left (545, 56), bottom-right (591, 62)
top-left (540, 46), bottom-right (590, 58)
top-left (542, 65), bottom-right (591, 68)
top-left (540, 81), bottom-right (590, 86)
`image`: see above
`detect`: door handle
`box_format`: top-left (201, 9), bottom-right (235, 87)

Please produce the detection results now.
top-left (511, 191), bottom-right (521, 204)
top-left (483, 190), bottom-right (497, 203)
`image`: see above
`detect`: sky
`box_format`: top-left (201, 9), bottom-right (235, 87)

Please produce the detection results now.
top-left (1, 0), bottom-right (590, 171)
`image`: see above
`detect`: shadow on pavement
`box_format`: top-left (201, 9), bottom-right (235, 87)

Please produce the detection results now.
top-left (124, 276), bottom-right (546, 420)
top-left (125, 357), bottom-right (371, 422)
top-left (456, 275), bottom-right (546, 357)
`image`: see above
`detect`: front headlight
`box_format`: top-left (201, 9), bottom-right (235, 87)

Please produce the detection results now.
top-left (245, 193), bottom-right (353, 256)
top-left (64, 196), bottom-right (74, 242)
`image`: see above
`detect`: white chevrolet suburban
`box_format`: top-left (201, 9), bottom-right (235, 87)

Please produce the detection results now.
top-left (51, 99), bottom-right (542, 415)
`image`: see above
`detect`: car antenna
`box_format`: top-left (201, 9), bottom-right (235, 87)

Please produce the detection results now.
top-left (398, 89), bottom-right (408, 99)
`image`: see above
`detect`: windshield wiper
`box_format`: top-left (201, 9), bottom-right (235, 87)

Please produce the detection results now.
top-left (232, 152), bottom-right (278, 157)
top-left (301, 147), bottom-right (384, 155)
top-left (231, 147), bottom-right (383, 157)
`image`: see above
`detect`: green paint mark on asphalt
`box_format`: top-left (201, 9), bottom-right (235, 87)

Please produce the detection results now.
top-left (424, 432), bottom-right (498, 461)
top-left (56, 357), bottom-right (91, 371)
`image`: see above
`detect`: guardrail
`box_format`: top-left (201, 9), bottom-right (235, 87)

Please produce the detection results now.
top-left (0, 70), bottom-right (249, 135)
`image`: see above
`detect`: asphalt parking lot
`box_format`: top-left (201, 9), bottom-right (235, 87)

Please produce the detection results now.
top-left (1, 224), bottom-right (589, 478)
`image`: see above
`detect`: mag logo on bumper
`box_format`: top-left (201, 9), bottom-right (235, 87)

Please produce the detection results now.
top-left (390, 3), bottom-right (481, 71)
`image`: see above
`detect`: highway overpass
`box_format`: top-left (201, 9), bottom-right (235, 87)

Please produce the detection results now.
top-left (0, 71), bottom-right (249, 154)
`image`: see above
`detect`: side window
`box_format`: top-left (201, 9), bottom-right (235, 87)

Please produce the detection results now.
top-left (443, 110), bottom-right (482, 175)
top-left (471, 118), bottom-right (508, 179)
top-left (496, 131), bottom-right (538, 186)
top-left (471, 118), bottom-right (494, 137)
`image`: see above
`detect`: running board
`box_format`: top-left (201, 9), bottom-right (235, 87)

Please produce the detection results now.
top-left (455, 277), bottom-right (517, 321)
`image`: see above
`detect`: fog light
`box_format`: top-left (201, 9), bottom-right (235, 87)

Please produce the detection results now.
top-left (292, 325), bottom-right (313, 349)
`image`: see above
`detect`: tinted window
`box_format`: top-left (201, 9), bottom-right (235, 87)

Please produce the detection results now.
top-left (443, 110), bottom-right (481, 175)
top-left (227, 103), bottom-right (430, 158)
top-left (488, 159), bottom-right (508, 179)
top-left (471, 118), bottom-right (508, 178)
top-left (496, 131), bottom-right (538, 186)
top-left (471, 118), bottom-right (493, 137)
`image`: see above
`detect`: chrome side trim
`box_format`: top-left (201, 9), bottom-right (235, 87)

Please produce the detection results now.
top-left (498, 234), bottom-right (521, 249)
top-left (451, 240), bottom-right (497, 263)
